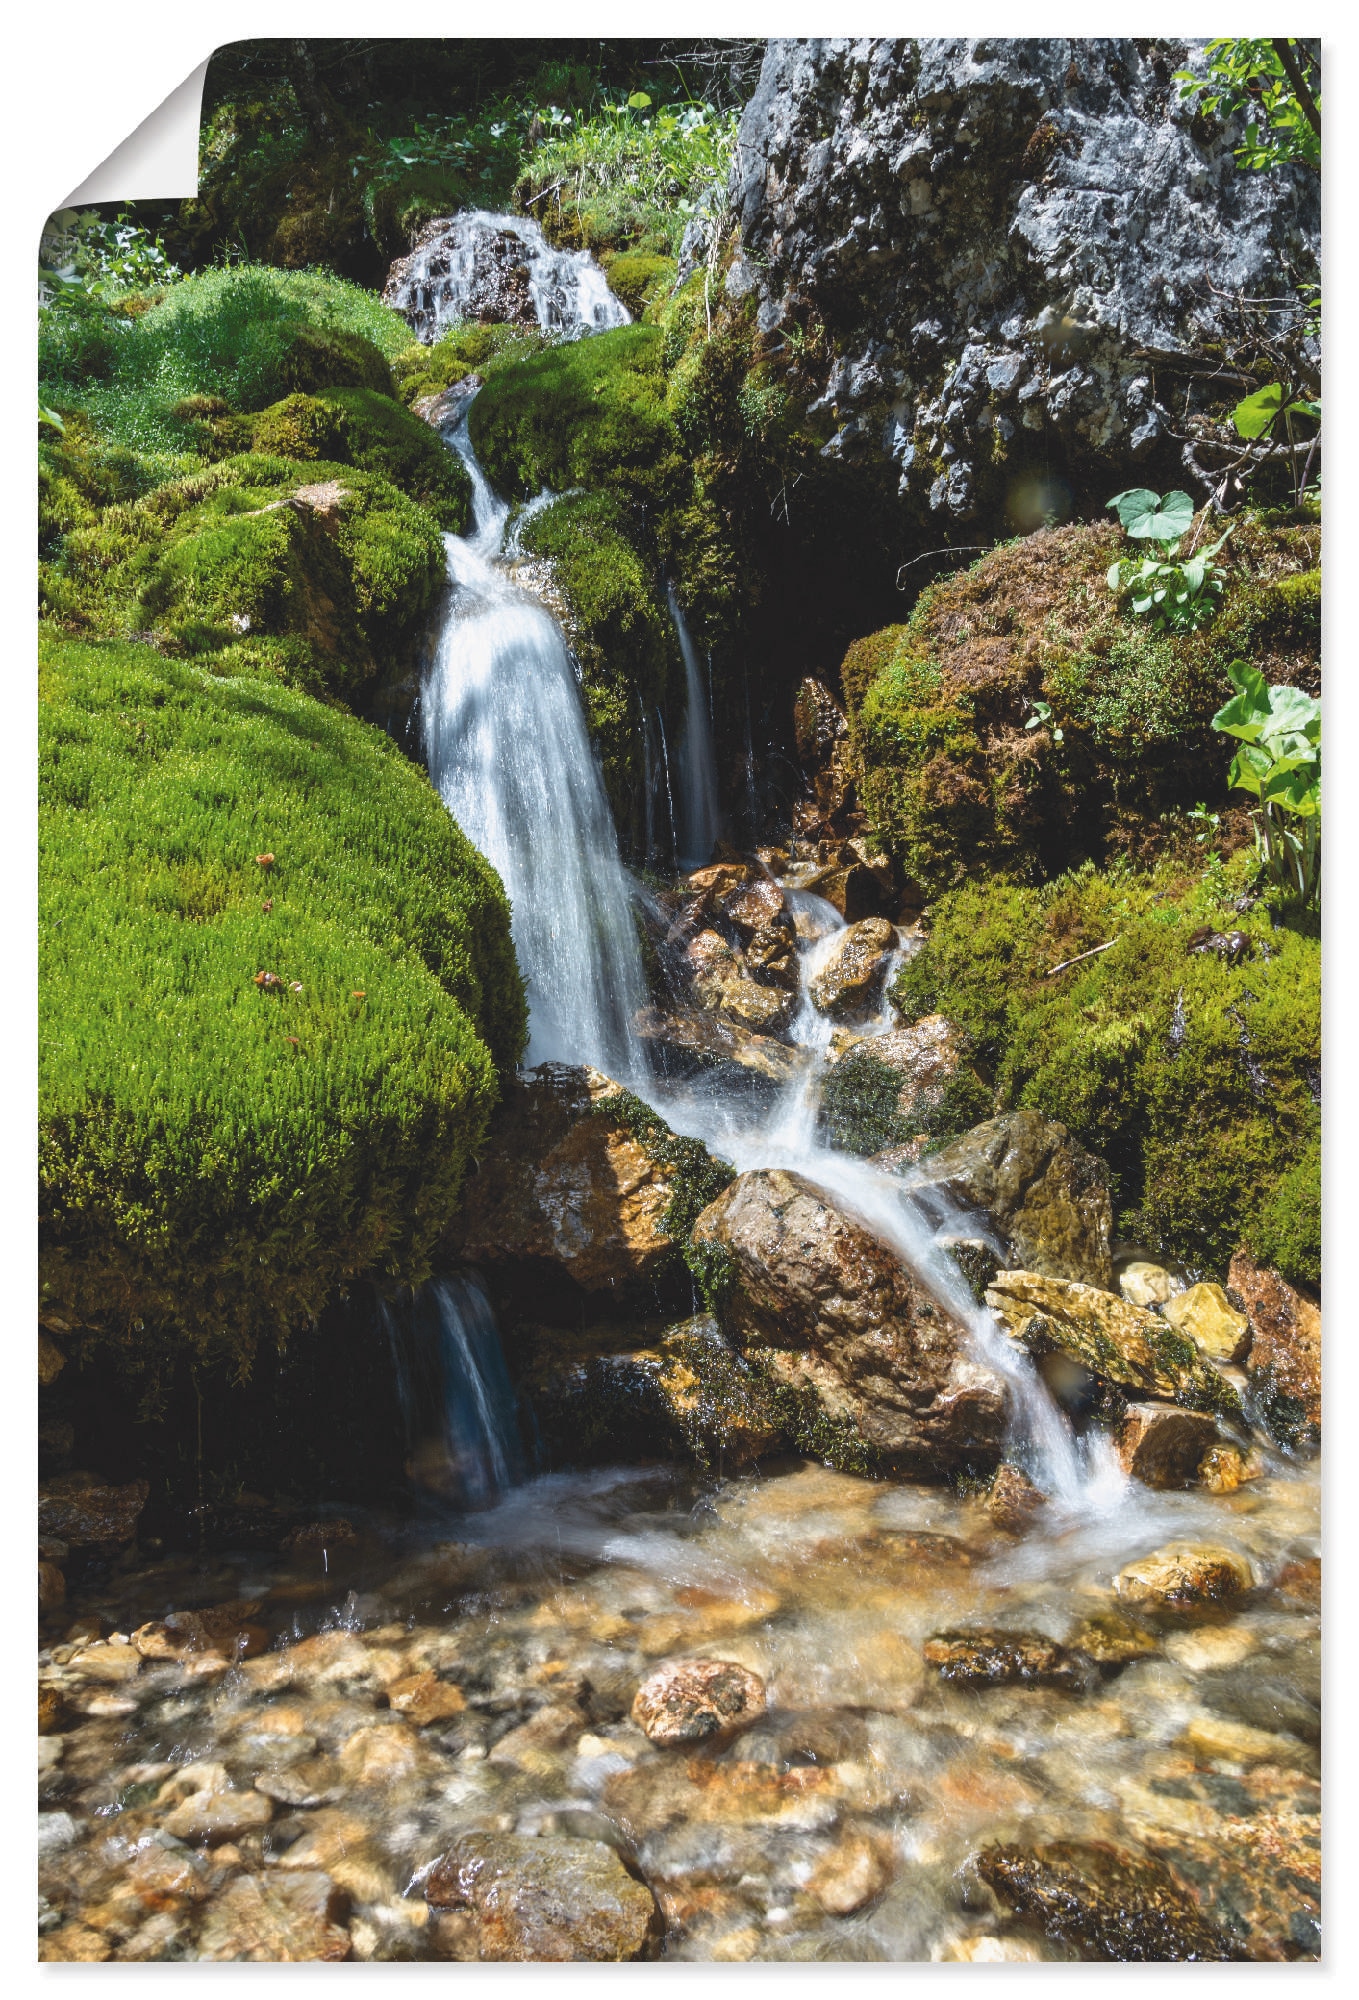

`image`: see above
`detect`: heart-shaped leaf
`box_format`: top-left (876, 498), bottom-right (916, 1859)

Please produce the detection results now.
top-left (1107, 487), bottom-right (1195, 541)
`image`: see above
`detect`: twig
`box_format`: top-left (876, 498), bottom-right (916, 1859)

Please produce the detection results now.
top-left (1044, 938), bottom-right (1121, 977)
top-left (896, 547), bottom-right (987, 588)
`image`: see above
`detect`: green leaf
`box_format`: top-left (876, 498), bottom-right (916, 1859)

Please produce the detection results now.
top-left (627, 91), bottom-right (652, 110)
top-left (1107, 487), bottom-right (1195, 541)
top-left (1233, 383), bottom-right (1287, 439)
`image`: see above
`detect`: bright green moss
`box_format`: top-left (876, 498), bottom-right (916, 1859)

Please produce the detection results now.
top-left (311, 388), bottom-right (471, 529)
top-left (600, 251), bottom-right (677, 316)
top-left (39, 635), bottom-right (526, 1372)
top-left (891, 857), bottom-right (1319, 1285)
top-left (392, 322), bottom-right (552, 409)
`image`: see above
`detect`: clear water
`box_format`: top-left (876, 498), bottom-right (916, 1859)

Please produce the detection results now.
top-left (668, 585), bottom-right (720, 871)
top-left (384, 209), bottom-right (630, 343)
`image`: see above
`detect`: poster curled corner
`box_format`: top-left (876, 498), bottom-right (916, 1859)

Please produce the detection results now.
top-left (62, 55), bottom-right (210, 208)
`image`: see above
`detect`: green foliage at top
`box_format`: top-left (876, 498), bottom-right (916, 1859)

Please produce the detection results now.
top-left (40, 634), bottom-right (526, 1371)
top-left (40, 208), bottom-right (181, 302)
top-left (469, 322), bottom-right (686, 510)
top-left (890, 854), bottom-right (1319, 1287)
top-left (1213, 661), bottom-right (1320, 906)
top-left (392, 322), bottom-right (552, 410)
top-left (516, 94), bottom-right (739, 255)
top-left (1105, 489), bottom-right (1230, 633)
top-left (1176, 39), bottom-right (1320, 171)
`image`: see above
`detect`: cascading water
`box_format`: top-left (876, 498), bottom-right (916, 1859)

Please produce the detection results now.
top-left (381, 1274), bottom-right (524, 1507)
top-left (384, 209), bottom-right (630, 342)
top-left (668, 585), bottom-right (720, 871)
top-left (421, 407), bottom-right (649, 1081)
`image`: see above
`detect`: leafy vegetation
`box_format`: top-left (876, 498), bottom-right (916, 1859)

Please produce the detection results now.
top-left (1212, 661), bottom-right (1321, 907)
top-left (1105, 488), bottom-right (1230, 632)
top-left (1176, 38), bottom-right (1320, 172)
top-left (40, 635), bottom-right (526, 1372)
top-left (516, 92), bottom-right (738, 255)
top-left (889, 855), bottom-right (1319, 1287)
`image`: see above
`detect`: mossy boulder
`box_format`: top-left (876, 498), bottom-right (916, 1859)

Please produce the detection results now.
top-left (249, 389), bottom-right (471, 529)
top-left (599, 251), bottom-right (677, 317)
top-left (890, 856), bottom-right (1319, 1287)
top-left (39, 634), bottom-right (525, 1374)
top-left (844, 518), bottom-right (1320, 894)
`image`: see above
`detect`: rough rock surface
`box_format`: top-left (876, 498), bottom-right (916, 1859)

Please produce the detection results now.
top-left (904, 1109), bottom-right (1113, 1287)
top-left (196, 1870), bottom-right (351, 1962)
top-left (985, 1269), bottom-right (1242, 1420)
top-left (830, 1014), bottom-right (965, 1120)
top-left (38, 1473), bottom-right (149, 1550)
top-left (691, 1168), bottom-right (1009, 1473)
top-left (976, 1839), bottom-right (1244, 1960)
top-left (1115, 1542), bottom-right (1254, 1610)
top-left (632, 1658), bottom-right (768, 1747)
top-left (984, 1461), bottom-right (1046, 1533)
top-left (447, 1063), bottom-right (732, 1315)
top-left (634, 1004), bottom-right (803, 1086)
top-left (923, 1630), bottom-right (1094, 1692)
top-left (1162, 1282), bottom-right (1251, 1365)
top-left (1229, 1249), bottom-right (1320, 1452)
top-left (1113, 1402), bottom-right (1219, 1489)
top-left (424, 1832), bottom-right (658, 1960)
top-left (728, 39), bottom-right (1319, 523)
top-left (809, 918), bottom-right (898, 1016)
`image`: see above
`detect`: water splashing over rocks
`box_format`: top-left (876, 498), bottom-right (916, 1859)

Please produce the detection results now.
top-left (384, 210), bottom-right (630, 342)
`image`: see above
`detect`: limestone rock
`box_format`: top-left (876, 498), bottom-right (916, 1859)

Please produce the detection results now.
top-left (1114, 1403), bottom-right (1219, 1490)
top-left (197, 1870), bottom-right (351, 1961)
top-left (922, 1630), bottom-right (1094, 1692)
top-left (1118, 1259), bottom-right (1181, 1308)
top-left (809, 918), bottom-right (897, 1016)
top-left (1115, 1543), bottom-right (1255, 1611)
top-left (162, 1785), bottom-right (273, 1845)
top-left (719, 877), bottom-right (786, 938)
top-left (447, 1063), bottom-right (732, 1313)
top-left (905, 1109), bottom-right (1113, 1288)
top-left (976, 1839), bottom-right (1244, 1960)
top-left (984, 1462), bottom-right (1046, 1533)
top-left (631, 1658), bottom-right (767, 1747)
top-left (424, 1833), bottom-right (658, 1961)
top-left (831, 1013), bottom-right (964, 1117)
top-left (730, 39), bottom-right (1318, 530)
top-left (691, 1168), bottom-right (1009, 1474)
top-left (1229, 1249), bottom-right (1320, 1452)
top-left (635, 1005), bottom-right (803, 1087)
top-left (38, 1473), bottom-right (148, 1549)
top-left (985, 1270), bottom-right (1242, 1421)
top-left (1162, 1283), bottom-right (1251, 1365)
top-left (386, 1672), bottom-right (467, 1727)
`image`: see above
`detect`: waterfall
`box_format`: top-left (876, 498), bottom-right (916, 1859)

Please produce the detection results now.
top-left (382, 1275), bottom-right (525, 1507)
top-left (668, 586), bottom-right (720, 872)
top-left (422, 408), bottom-right (649, 1080)
top-left (384, 210), bottom-right (630, 343)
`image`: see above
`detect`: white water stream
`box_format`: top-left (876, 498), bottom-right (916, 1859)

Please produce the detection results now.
top-left (386, 209), bottom-right (630, 343)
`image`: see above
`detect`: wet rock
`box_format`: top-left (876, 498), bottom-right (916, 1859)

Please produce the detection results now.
top-left (720, 877), bottom-right (786, 938)
top-left (634, 1005), bottom-right (803, 1086)
top-left (905, 1110), bottom-right (1113, 1289)
top-left (1115, 1543), bottom-right (1255, 1612)
top-left (68, 1637), bottom-right (142, 1683)
top-left (810, 918), bottom-right (897, 1017)
top-left (1114, 1403), bottom-right (1220, 1490)
top-left (742, 919), bottom-right (800, 992)
top-left (38, 1472), bottom-right (149, 1549)
top-left (1229, 1249), bottom-right (1320, 1452)
top-left (39, 1922), bottom-right (113, 1962)
top-left (39, 1559), bottom-right (66, 1614)
top-left (1129, 1812), bottom-right (1319, 1961)
top-left (939, 1235), bottom-right (1001, 1306)
top-left (162, 1783), bottom-right (273, 1845)
top-left (936, 1935), bottom-right (1049, 1961)
top-left (488, 1701), bottom-right (585, 1768)
top-left (424, 1832), bottom-right (658, 1961)
top-left (685, 862), bottom-right (753, 897)
top-left (976, 1839), bottom-right (1244, 1960)
top-left (831, 1013), bottom-right (966, 1116)
top-left (1197, 1442), bottom-right (1260, 1494)
top-left (692, 1168), bottom-right (1010, 1475)
top-left (1163, 1283), bottom-right (1251, 1365)
top-left (1163, 1626), bottom-right (1256, 1673)
top-left (793, 678), bottom-right (857, 831)
top-left (385, 1671), bottom-right (467, 1727)
top-left (806, 1826), bottom-right (896, 1915)
top-left (133, 1600), bottom-right (265, 1664)
top-left (385, 219), bottom-right (537, 327)
top-left (1180, 1714), bottom-right (1315, 1772)
top-left (197, 1869), bottom-right (351, 1961)
top-left (254, 1758), bottom-right (347, 1809)
top-left (1067, 1612), bottom-right (1160, 1669)
top-left (1118, 1258), bottom-right (1182, 1308)
top-left (632, 1658), bottom-right (767, 1747)
top-left (922, 1630), bottom-right (1095, 1692)
top-left (39, 1329), bottom-right (66, 1385)
top-left (984, 1462), bottom-right (1046, 1533)
top-left (447, 1063), bottom-right (733, 1312)
top-left (39, 1683), bottom-right (66, 1734)
top-left (985, 1270), bottom-right (1242, 1422)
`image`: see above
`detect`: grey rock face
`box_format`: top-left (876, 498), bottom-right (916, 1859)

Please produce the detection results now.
top-left (729, 39), bottom-right (1319, 520)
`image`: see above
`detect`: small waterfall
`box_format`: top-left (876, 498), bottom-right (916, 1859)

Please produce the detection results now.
top-left (384, 210), bottom-right (631, 343)
top-left (422, 408), bottom-right (649, 1079)
top-left (383, 1275), bottom-right (524, 1507)
top-left (668, 586), bottom-right (720, 872)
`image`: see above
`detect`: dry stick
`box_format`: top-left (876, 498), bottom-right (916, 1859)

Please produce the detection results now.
top-left (1044, 938), bottom-right (1121, 978)
top-left (1271, 38), bottom-right (1321, 140)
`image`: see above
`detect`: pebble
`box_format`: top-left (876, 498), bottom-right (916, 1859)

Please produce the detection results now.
top-left (632, 1659), bottom-right (766, 1747)
top-left (195, 1869), bottom-right (351, 1961)
top-left (424, 1831), bottom-right (658, 1961)
top-left (162, 1786), bottom-right (273, 1845)
top-left (1164, 1626), bottom-right (1257, 1672)
top-left (1115, 1543), bottom-right (1255, 1611)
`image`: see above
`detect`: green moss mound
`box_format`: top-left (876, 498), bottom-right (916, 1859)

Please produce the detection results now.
top-left (891, 856), bottom-right (1319, 1286)
top-left (39, 635), bottom-right (526, 1371)
top-left (41, 454), bottom-right (446, 700)
top-left (845, 518), bottom-right (1321, 895)
top-left (393, 322), bottom-right (552, 409)
top-left (248, 389), bottom-right (471, 530)
top-left (600, 251), bottom-right (677, 316)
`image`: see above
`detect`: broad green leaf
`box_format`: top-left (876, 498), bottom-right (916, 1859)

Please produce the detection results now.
top-left (1233, 383), bottom-right (1287, 439)
top-left (1107, 487), bottom-right (1195, 541)
top-left (627, 91), bottom-right (652, 110)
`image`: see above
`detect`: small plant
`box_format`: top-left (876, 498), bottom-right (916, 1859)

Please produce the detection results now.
top-left (1212, 659), bottom-right (1320, 907)
top-left (1231, 380), bottom-right (1321, 509)
top-left (1024, 697), bottom-right (1063, 745)
top-left (1105, 488), bottom-right (1231, 632)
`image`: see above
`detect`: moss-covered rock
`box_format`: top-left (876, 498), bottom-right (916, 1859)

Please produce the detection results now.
top-left (890, 855), bottom-right (1319, 1286)
top-left (39, 634), bottom-right (525, 1375)
top-left (844, 518), bottom-right (1321, 894)
top-left (248, 389), bottom-right (471, 529)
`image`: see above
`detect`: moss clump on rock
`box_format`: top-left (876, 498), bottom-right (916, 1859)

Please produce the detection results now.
top-left (819, 1047), bottom-right (991, 1159)
top-left (39, 634), bottom-right (526, 1373)
top-left (844, 517), bottom-right (1320, 894)
top-left (891, 855), bottom-right (1319, 1286)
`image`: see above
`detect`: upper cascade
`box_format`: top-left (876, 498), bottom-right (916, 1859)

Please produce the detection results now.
top-left (383, 210), bottom-right (630, 343)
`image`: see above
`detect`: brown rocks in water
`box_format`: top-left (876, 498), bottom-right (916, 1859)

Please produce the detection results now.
top-left (39, 1559), bottom-right (66, 1614)
top-left (163, 1784), bottom-right (274, 1845)
top-left (133, 1599), bottom-right (266, 1663)
top-left (720, 877), bottom-right (785, 937)
top-left (1229, 1249), bottom-right (1321, 1452)
top-left (386, 1671), bottom-right (467, 1727)
top-left (68, 1637), bottom-right (142, 1683)
top-left (254, 1758), bottom-right (347, 1810)
top-left (691, 1168), bottom-right (1009, 1475)
top-left (806, 1826), bottom-right (897, 1915)
top-left (831, 1013), bottom-right (967, 1121)
top-left (1067, 1611), bottom-right (1160, 1668)
top-left (1118, 1258), bottom-right (1181, 1307)
top-left (38, 1472), bottom-right (149, 1549)
top-left (631, 1658), bottom-right (767, 1747)
top-left (922, 1630), bottom-right (1095, 1692)
top-left (1114, 1403), bottom-right (1220, 1490)
top-left (634, 1004), bottom-right (803, 1085)
top-left (1130, 1811), bottom-right (1319, 1961)
top-left (939, 1235), bottom-right (1002, 1306)
top-left (38, 1683), bottom-right (66, 1734)
top-left (197, 1869), bottom-right (351, 1962)
top-left (984, 1271), bottom-right (1242, 1422)
top-left (686, 929), bottom-right (797, 1035)
top-left (809, 917), bottom-right (897, 1016)
top-left (447, 1063), bottom-right (732, 1313)
top-left (976, 1840), bottom-right (1244, 1960)
top-left (794, 676), bottom-right (849, 770)
top-left (985, 1462), bottom-right (1046, 1533)
top-left (903, 1110), bottom-right (1113, 1290)
top-left (1162, 1283), bottom-right (1251, 1365)
top-left (742, 919), bottom-right (800, 992)
top-left (1115, 1543), bottom-right (1255, 1612)
top-left (424, 1832), bottom-right (658, 1961)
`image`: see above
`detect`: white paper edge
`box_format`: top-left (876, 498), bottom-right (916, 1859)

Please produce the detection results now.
top-left (61, 56), bottom-right (208, 208)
